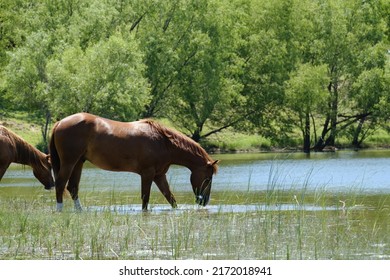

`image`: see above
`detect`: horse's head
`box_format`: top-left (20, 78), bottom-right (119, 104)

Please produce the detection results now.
top-left (190, 160), bottom-right (219, 206)
top-left (34, 154), bottom-right (55, 190)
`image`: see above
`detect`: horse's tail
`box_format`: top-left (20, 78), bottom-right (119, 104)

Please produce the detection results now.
top-left (49, 122), bottom-right (60, 180)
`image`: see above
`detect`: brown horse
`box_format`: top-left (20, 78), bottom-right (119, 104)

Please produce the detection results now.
top-left (0, 125), bottom-right (54, 189)
top-left (49, 113), bottom-right (218, 211)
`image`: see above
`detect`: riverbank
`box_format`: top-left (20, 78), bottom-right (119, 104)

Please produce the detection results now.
top-left (1, 112), bottom-right (390, 153)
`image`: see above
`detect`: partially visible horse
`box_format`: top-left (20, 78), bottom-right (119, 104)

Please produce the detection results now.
top-left (49, 113), bottom-right (218, 211)
top-left (0, 125), bottom-right (54, 189)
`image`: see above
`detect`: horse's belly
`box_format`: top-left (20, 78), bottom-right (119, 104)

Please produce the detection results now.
top-left (86, 150), bottom-right (140, 173)
top-left (85, 133), bottom-right (164, 174)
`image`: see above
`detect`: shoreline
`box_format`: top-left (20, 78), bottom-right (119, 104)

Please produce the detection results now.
top-left (2, 113), bottom-right (390, 154)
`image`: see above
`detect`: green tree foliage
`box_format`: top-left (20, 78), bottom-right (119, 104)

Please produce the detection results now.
top-left (0, 0), bottom-right (389, 151)
top-left (47, 32), bottom-right (149, 120)
top-left (348, 67), bottom-right (390, 148)
top-left (286, 64), bottom-right (328, 152)
top-left (308, 0), bottom-right (389, 150)
top-left (164, 0), bottom-right (245, 141)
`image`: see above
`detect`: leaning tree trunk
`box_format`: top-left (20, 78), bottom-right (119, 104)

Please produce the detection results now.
top-left (313, 116), bottom-right (330, 151)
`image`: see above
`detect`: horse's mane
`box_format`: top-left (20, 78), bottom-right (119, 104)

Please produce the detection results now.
top-left (141, 120), bottom-right (218, 173)
top-left (0, 126), bottom-right (47, 169)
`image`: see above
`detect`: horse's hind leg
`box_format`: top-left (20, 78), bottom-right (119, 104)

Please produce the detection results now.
top-left (154, 174), bottom-right (177, 209)
top-left (55, 166), bottom-right (73, 212)
top-left (67, 159), bottom-right (84, 211)
top-left (55, 160), bottom-right (81, 212)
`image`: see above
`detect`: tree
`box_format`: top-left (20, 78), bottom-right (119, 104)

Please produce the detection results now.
top-left (310, 0), bottom-right (389, 150)
top-left (348, 67), bottom-right (390, 148)
top-left (238, 0), bottom-right (297, 142)
top-left (136, 0), bottom-right (246, 141)
top-left (3, 31), bottom-right (53, 149)
top-left (47, 33), bottom-right (150, 121)
top-left (285, 64), bottom-right (328, 152)
top-left (166, 0), bottom-right (245, 141)
top-left (2, 1), bottom-right (150, 149)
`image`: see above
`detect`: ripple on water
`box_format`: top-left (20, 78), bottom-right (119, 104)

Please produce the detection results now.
top-left (86, 203), bottom-right (343, 215)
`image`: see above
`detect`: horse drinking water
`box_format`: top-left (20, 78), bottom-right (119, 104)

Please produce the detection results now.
top-left (0, 125), bottom-right (54, 189)
top-left (49, 113), bottom-right (218, 211)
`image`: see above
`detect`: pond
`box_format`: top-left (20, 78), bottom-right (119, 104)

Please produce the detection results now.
top-left (1, 149), bottom-right (390, 194)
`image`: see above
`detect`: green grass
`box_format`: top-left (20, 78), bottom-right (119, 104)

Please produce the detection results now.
top-left (0, 111), bottom-right (43, 146)
top-left (202, 130), bottom-right (273, 152)
top-left (0, 188), bottom-right (389, 260)
top-left (365, 129), bottom-right (390, 148)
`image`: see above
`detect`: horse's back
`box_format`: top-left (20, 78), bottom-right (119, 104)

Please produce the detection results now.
top-left (52, 113), bottom-right (166, 173)
top-left (55, 113), bottom-right (132, 136)
top-left (55, 113), bottom-right (96, 133)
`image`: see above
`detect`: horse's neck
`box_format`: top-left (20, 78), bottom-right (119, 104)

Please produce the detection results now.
top-left (171, 147), bottom-right (207, 171)
top-left (14, 140), bottom-right (43, 168)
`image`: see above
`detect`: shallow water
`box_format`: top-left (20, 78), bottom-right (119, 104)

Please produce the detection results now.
top-left (2, 149), bottom-right (390, 194)
top-left (87, 203), bottom-right (344, 215)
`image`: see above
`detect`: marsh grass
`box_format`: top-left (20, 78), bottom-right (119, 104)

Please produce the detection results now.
top-left (0, 158), bottom-right (388, 259)
top-left (0, 185), bottom-right (389, 260)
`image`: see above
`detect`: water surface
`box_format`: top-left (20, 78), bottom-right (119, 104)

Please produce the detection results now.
top-left (87, 203), bottom-right (343, 215)
top-left (2, 149), bottom-right (390, 194)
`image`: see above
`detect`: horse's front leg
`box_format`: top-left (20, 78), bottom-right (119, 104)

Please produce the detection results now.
top-left (140, 169), bottom-right (155, 211)
top-left (0, 165), bottom-right (9, 181)
top-left (154, 174), bottom-right (177, 209)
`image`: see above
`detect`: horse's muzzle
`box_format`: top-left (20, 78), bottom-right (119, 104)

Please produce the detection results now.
top-left (196, 195), bottom-right (209, 207)
top-left (44, 183), bottom-right (55, 190)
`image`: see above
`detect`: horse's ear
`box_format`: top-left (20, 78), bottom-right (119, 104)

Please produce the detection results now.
top-left (209, 160), bottom-right (219, 174)
top-left (207, 160), bottom-right (219, 166)
top-left (46, 154), bottom-right (51, 164)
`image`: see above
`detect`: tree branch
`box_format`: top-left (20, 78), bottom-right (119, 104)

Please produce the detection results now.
top-left (201, 110), bottom-right (257, 139)
top-left (336, 112), bottom-right (372, 125)
top-left (130, 12), bottom-right (147, 32)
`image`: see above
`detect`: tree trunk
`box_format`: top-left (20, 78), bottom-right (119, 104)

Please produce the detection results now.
top-left (328, 83), bottom-right (338, 147)
top-left (311, 113), bottom-right (317, 145)
top-left (313, 116), bottom-right (330, 151)
top-left (352, 116), bottom-right (366, 150)
top-left (191, 127), bottom-right (202, 142)
top-left (40, 110), bottom-right (51, 153)
top-left (313, 81), bottom-right (338, 152)
top-left (303, 112), bottom-right (310, 153)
